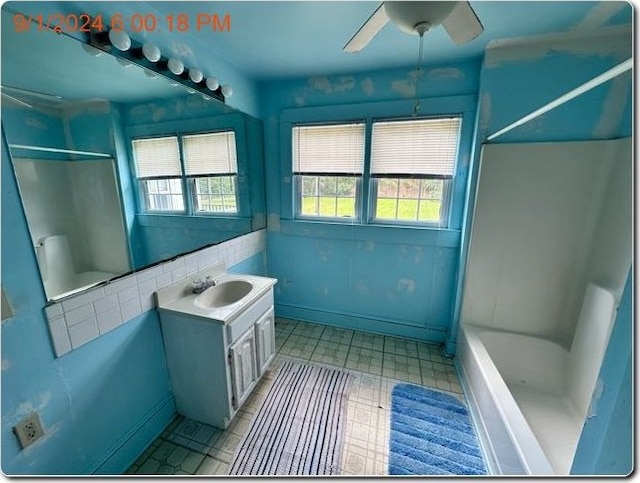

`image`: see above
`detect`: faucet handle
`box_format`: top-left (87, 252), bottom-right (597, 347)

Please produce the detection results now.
top-left (191, 278), bottom-right (203, 289)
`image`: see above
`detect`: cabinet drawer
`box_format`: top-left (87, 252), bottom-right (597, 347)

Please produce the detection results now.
top-left (227, 288), bottom-right (273, 343)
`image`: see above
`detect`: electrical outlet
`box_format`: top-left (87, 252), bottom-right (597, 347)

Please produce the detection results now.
top-left (13, 412), bottom-right (45, 449)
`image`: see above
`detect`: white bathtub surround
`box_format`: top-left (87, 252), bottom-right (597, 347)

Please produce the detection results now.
top-left (459, 285), bottom-right (617, 475)
top-left (461, 138), bottom-right (631, 345)
top-left (43, 230), bottom-right (266, 357)
top-left (455, 137), bottom-right (631, 475)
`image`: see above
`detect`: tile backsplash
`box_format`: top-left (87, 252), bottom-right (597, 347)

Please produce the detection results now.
top-left (44, 230), bottom-right (266, 357)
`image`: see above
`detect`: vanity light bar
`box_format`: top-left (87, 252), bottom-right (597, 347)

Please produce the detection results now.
top-left (86, 18), bottom-right (228, 104)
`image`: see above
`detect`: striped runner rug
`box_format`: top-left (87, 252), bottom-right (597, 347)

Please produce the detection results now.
top-left (389, 383), bottom-right (487, 475)
top-left (228, 361), bottom-right (354, 475)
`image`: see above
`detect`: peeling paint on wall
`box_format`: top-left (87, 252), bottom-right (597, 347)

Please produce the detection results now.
top-left (397, 278), bottom-right (416, 294)
top-left (479, 92), bottom-right (492, 137)
top-left (15, 391), bottom-right (53, 419)
top-left (391, 70), bottom-right (418, 98)
top-left (427, 67), bottom-right (464, 80)
top-left (572, 1), bottom-right (628, 30)
top-left (169, 41), bottom-right (194, 60)
top-left (24, 118), bottom-right (48, 130)
top-left (355, 281), bottom-right (370, 295)
top-left (357, 241), bottom-right (375, 252)
top-left (309, 75), bottom-right (356, 94)
top-left (361, 77), bottom-right (375, 96)
top-left (592, 73), bottom-right (631, 139)
top-left (485, 26), bottom-right (631, 68)
top-left (267, 213), bottom-right (281, 232)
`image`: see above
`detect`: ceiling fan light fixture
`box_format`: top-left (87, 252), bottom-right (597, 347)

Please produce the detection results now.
top-left (384, 1), bottom-right (457, 35)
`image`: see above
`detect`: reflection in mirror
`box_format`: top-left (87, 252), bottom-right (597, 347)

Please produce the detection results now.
top-left (1, 9), bottom-right (266, 302)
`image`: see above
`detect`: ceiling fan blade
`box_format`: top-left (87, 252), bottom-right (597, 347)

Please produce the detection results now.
top-left (442, 1), bottom-right (484, 45)
top-left (343, 3), bottom-right (389, 53)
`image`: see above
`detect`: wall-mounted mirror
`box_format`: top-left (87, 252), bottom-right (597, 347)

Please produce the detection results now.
top-left (1, 8), bottom-right (266, 302)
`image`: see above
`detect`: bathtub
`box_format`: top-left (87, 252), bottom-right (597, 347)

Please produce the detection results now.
top-left (455, 284), bottom-right (615, 475)
top-left (457, 325), bottom-right (573, 474)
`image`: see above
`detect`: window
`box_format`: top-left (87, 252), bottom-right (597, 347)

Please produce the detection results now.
top-left (370, 117), bottom-right (461, 225)
top-left (183, 132), bottom-right (238, 214)
top-left (132, 136), bottom-right (185, 211)
top-left (132, 131), bottom-right (238, 214)
top-left (291, 116), bottom-right (461, 226)
top-left (292, 123), bottom-right (365, 219)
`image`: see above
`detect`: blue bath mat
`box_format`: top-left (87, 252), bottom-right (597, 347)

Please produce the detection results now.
top-left (389, 383), bottom-right (486, 475)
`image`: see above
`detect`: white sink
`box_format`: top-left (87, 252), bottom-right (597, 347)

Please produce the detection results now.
top-left (155, 262), bottom-right (277, 324)
top-left (194, 280), bottom-right (253, 308)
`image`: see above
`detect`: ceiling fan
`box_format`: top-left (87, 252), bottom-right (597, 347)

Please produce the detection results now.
top-left (343, 1), bottom-right (484, 53)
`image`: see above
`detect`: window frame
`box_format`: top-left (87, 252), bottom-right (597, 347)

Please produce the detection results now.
top-left (129, 128), bottom-right (241, 218)
top-left (291, 120), bottom-right (366, 223)
top-left (367, 115), bottom-right (462, 227)
top-left (288, 113), bottom-right (463, 228)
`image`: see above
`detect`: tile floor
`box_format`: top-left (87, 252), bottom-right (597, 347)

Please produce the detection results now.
top-left (125, 318), bottom-right (463, 476)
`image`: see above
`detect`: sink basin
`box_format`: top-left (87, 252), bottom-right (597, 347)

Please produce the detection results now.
top-left (194, 280), bottom-right (253, 308)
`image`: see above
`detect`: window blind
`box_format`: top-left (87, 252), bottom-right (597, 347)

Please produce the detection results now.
top-left (371, 117), bottom-right (461, 176)
top-left (132, 136), bottom-right (181, 178)
top-left (182, 131), bottom-right (238, 175)
top-left (292, 123), bottom-right (365, 174)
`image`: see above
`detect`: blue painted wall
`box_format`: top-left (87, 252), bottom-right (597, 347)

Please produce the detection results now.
top-left (1, 109), bottom-right (268, 474)
top-left (260, 60), bottom-right (481, 343)
top-left (1, 130), bottom-right (174, 474)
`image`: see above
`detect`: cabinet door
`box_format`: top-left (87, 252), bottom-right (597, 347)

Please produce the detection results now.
top-left (255, 307), bottom-right (276, 375)
top-left (229, 327), bottom-right (258, 410)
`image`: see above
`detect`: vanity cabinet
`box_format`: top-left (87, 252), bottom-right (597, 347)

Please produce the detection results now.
top-left (255, 307), bottom-right (276, 375)
top-left (158, 286), bottom-right (275, 429)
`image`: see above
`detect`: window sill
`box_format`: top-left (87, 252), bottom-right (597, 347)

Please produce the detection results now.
top-left (280, 219), bottom-right (461, 248)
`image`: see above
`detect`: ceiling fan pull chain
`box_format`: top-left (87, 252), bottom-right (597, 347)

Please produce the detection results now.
top-left (412, 32), bottom-right (426, 117)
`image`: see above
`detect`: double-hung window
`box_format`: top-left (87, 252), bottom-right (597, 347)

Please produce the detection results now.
top-left (132, 136), bottom-right (185, 212)
top-left (183, 132), bottom-right (238, 214)
top-left (370, 117), bottom-right (461, 225)
top-left (291, 116), bottom-right (461, 226)
top-left (132, 130), bottom-right (238, 214)
top-left (292, 122), bottom-right (365, 219)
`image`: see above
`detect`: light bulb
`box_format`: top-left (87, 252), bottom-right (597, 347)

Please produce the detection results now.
top-left (142, 42), bottom-right (161, 62)
top-left (144, 69), bottom-right (158, 78)
top-left (221, 85), bottom-right (233, 97)
top-left (201, 94), bottom-right (211, 101)
top-left (108, 29), bottom-right (131, 51)
top-left (188, 68), bottom-right (203, 84)
top-left (167, 58), bottom-right (184, 75)
top-left (206, 77), bottom-right (220, 91)
top-left (81, 43), bottom-right (102, 57)
top-left (186, 88), bottom-right (196, 94)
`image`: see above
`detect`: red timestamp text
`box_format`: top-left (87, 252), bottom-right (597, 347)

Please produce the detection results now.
top-left (13, 12), bottom-right (231, 34)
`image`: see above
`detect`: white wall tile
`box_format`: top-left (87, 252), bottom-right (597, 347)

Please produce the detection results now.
top-left (44, 304), bottom-right (63, 319)
top-left (104, 275), bottom-right (137, 296)
top-left (68, 317), bottom-right (99, 349)
top-left (48, 317), bottom-right (71, 356)
top-left (120, 297), bottom-right (142, 322)
top-left (117, 286), bottom-right (140, 304)
top-left (136, 265), bottom-right (163, 283)
top-left (138, 279), bottom-right (157, 313)
top-left (65, 304), bottom-right (96, 327)
top-left (45, 229), bottom-right (267, 358)
top-left (61, 287), bottom-right (106, 312)
top-left (97, 308), bottom-right (123, 335)
top-left (93, 294), bottom-right (119, 314)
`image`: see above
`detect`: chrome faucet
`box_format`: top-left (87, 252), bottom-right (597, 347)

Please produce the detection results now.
top-left (191, 276), bottom-right (217, 294)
